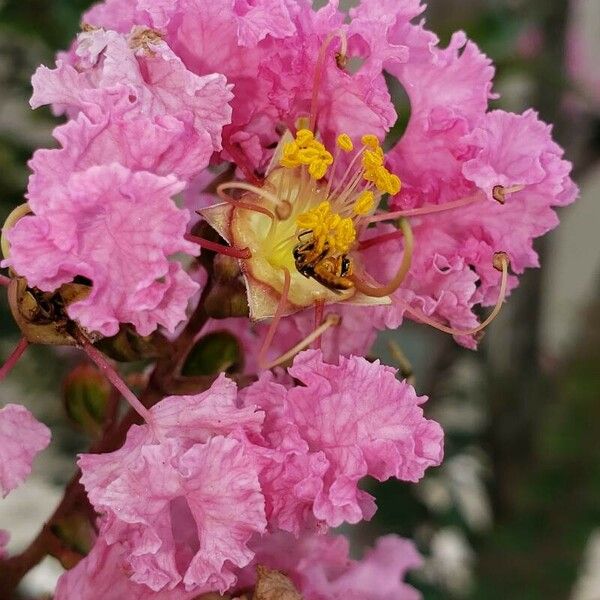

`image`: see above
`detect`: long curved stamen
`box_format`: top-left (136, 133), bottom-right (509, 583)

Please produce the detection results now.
top-left (184, 233), bottom-right (252, 260)
top-left (310, 30), bottom-right (348, 132)
top-left (0, 274), bottom-right (10, 287)
top-left (402, 253), bottom-right (510, 337)
top-left (351, 218), bottom-right (414, 298)
top-left (222, 141), bottom-right (263, 187)
top-left (0, 337), bottom-right (28, 382)
top-left (265, 313), bottom-right (340, 370)
top-left (366, 191), bottom-right (483, 224)
top-left (358, 229), bottom-right (406, 251)
top-left (217, 183), bottom-right (279, 217)
top-left (258, 267), bottom-right (291, 370)
top-left (78, 336), bottom-right (153, 424)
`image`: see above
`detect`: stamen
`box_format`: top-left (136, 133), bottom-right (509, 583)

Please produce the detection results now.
top-left (492, 184), bottom-right (524, 204)
top-left (258, 267), bottom-right (291, 370)
top-left (310, 30), bottom-right (348, 132)
top-left (264, 313), bottom-right (341, 370)
top-left (185, 233), bottom-right (252, 260)
top-left (358, 228), bottom-right (406, 251)
top-left (0, 274), bottom-right (10, 287)
top-left (401, 252), bottom-right (510, 337)
top-left (387, 340), bottom-right (415, 384)
top-left (217, 182), bottom-right (280, 214)
top-left (222, 141), bottom-right (263, 187)
top-left (351, 218), bottom-right (414, 298)
top-left (366, 191), bottom-right (483, 224)
top-left (78, 335), bottom-right (153, 424)
top-left (314, 299), bottom-right (325, 350)
top-left (0, 337), bottom-right (28, 382)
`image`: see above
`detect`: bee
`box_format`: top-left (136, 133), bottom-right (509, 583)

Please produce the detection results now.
top-left (293, 234), bottom-right (354, 293)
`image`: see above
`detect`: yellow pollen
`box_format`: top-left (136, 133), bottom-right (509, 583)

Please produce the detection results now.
top-left (337, 134), bottom-right (354, 152)
top-left (361, 134), bottom-right (380, 150)
top-left (280, 129), bottom-right (333, 180)
top-left (361, 147), bottom-right (401, 195)
top-left (296, 201), bottom-right (356, 254)
top-left (354, 190), bottom-right (375, 215)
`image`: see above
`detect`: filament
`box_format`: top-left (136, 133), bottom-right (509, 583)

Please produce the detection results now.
top-left (217, 183), bottom-right (279, 216)
top-left (351, 218), bottom-right (414, 298)
top-left (0, 337), bottom-right (28, 382)
top-left (265, 313), bottom-right (340, 370)
top-left (258, 267), bottom-right (291, 370)
top-left (79, 336), bottom-right (153, 424)
top-left (402, 254), bottom-right (509, 337)
top-left (387, 340), bottom-right (415, 384)
top-left (185, 233), bottom-right (252, 260)
top-left (310, 30), bottom-right (348, 132)
top-left (358, 228), bottom-right (406, 251)
top-left (366, 191), bottom-right (483, 224)
top-left (313, 299), bottom-right (325, 350)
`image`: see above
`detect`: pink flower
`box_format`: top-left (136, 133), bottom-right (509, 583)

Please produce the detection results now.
top-left (30, 27), bottom-right (233, 181)
top-left (55, 538), bottom-right (198, 600)
top-left (78, 376), bottom-right (266, 594)
top-left (0, 404), bottom-right (51, 497)
top-left (5, 163), bottom-right (198, 337)
top-left (242, 350), bottom-right (443, 530)
top-left (240, 530), bottom-right (423, 600)
top-left (82, 0), bottom-right (396, 170)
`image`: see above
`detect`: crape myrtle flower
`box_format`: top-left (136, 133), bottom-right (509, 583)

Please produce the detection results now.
top-left (78, 375), bottom-right (266, 594)
top-left (237, 530), bottom-right (424, 600)
top-left (0, 403), bottom-right (51, 498)
top-left (241, 350), bottom-right (443, 533)
top-left (3, 0), bottom-right (576, 353)
top-left (76, 351), bottom-right (441, 595)
top-left (2, 25), bottom-right (232, 338)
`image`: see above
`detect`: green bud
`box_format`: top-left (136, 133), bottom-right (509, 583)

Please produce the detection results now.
top-left (49, 514), bottom-right (94, 569)
top-left (94, 325), bottom-right (168, 362)
top-left (63, 364), bottom-right (111, 437)
top-left (181, 331), bottom-right (244, 377)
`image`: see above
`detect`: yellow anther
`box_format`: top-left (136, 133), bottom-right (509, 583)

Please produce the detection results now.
top-left (297, 201), bottom-right (356, 254)
top-left (354, 190), bottom-right (375, 215)
top-left (296, 129), bottom-right (315, 145)
top-left (337, 134), bottom-right (354, 152)
top-left (361, 134), bottom-right (380, 150)
top-left (280, 129), bottom-right (332, 180)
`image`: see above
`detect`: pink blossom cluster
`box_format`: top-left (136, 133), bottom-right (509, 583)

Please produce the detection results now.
top-left (2, 0), bottom-right (576, 350)
top-left (0, 0), bottom-right (579, 598)
top-left (61, 351), bottom-right (441, 597)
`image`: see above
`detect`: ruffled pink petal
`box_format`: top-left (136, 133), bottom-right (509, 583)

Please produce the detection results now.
top-left (78, 375), bottom-right (267, 594)
top-left (30, 28), bottom-right (233, 180)
top-left (6, 163), bottom-right (198, 337)
top-left (55, 537), bottom-right (197, 600)
top-left (0, 404), bottom-right (51, 497)
top-left (286, 350), bottom-right (443, 526)
top-left (240, 530), bottom-right (423, 600)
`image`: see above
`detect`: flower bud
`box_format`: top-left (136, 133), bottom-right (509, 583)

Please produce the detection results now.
top-left (63, 364), bottom-right (111, 437)
top-left (94, 325), bottom-right (168, 362)
top-left (181, 331), bottom-right (243, 377)
top-left (253, 566), bottom-right (302, 600)
top-left (7, 276), bottom-right (91, 346)
top-left (49, 514), bottom-right (94, 569)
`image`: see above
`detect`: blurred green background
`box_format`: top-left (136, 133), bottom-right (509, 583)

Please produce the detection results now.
top-left (1, 0), bottom-right (599, 598)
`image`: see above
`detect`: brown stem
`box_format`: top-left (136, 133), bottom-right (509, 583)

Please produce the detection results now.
top-left (0, 288), bottom-right (212, 595)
